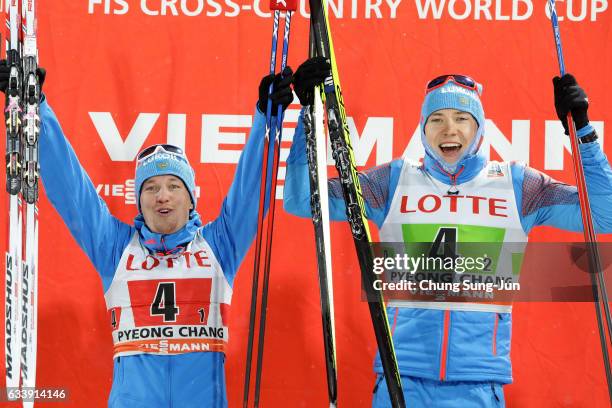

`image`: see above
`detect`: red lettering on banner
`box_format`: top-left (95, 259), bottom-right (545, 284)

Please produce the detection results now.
top-left (466, 196), bottom-right (486, 214)
top-left (128, 278), bottom-right (214, 326)
top-left (400, 196), bottom-right (416, 213)
top-left (418, 195), bottom-right (441, 213)
top-left (489, 198), bottom-right (509, 218)
top-left (193, 251), bottom-right (211, 268)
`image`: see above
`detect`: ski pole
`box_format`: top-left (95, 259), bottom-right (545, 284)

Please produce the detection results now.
top-left (253, 7), bottom-right (295, 406)
top-left (243, 1), bottom-right (296, 406)
top-left (242, 9), bottom-right (279, 405)
top-left (548, 0), bottom-right (612, 401)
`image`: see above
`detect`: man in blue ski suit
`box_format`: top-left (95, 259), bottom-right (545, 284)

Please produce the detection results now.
top-left (0, 64), bottom-right (293, 407)
top-left (285, 59), bottom-right (612, 407)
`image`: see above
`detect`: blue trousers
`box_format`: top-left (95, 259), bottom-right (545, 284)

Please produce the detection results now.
top-left (372, 375), bottom-right (505, 408)
top-left (108, 353), bottom-right (227, 408)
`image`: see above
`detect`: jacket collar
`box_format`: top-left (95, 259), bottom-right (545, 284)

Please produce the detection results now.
top-left (134, 211), bottom-right (203, 254)
top-left (422, 150), bottom-right (487, 188)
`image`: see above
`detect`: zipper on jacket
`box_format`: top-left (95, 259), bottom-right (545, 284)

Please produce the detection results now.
top-left (161, 236), bottom-right (168, 253)
top-left (433, 162), bottom-right (465, 195)
top-left (439, 310), bottom-right (451, 381)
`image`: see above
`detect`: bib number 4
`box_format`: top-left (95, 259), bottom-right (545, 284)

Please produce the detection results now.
top-left (429, 227), bottom-right (458, 259)
top-left (127, 278), bottom-right (217, 326)
top-left (151, 282), bottom-right (180, 322)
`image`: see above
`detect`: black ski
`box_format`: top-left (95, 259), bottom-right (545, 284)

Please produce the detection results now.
top-left (308, 0), bottom-right (406, 406)
top-left (304, 27), bottom-right (338, 406)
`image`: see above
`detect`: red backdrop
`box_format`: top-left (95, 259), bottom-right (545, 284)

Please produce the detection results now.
top-left (1, 0), bottom-right (612, 406)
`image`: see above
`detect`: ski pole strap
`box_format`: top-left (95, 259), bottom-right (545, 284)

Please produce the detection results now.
top-left (576, 124), bottom-right (595, 138)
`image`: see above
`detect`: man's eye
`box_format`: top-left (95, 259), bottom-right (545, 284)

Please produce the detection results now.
top-left (144, 186), bottom-right (156, 192)
top-left (170, 184), bottom-right (182, 190)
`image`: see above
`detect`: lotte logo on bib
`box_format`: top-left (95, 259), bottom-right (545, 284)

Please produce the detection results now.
top-left (400, 194), bottom-right (509, 217)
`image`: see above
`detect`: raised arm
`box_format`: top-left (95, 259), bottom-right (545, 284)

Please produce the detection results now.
top-left (283, 108), bottom-right (402, 228)
top-left (512, 141), bottom-right (612, 234)
top-left (513, 74), bottom-right (612, 234)
top-left (40, 99), bottom-right (133, 290)
top-left (202, 71), bottom-right (293, 285)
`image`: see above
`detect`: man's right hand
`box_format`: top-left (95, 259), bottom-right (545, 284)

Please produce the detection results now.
top-left (257, 66), bottom-right (294, 116)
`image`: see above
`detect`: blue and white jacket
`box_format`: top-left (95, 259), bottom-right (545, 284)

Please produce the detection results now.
top-left (40, 99), bottom-right (271, 407)
top-left (283, 110), bottom-right (612, 384)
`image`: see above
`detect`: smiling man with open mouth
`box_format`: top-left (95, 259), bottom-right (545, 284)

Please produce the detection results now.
top-left (419, 75), bottom-right (486, 194)
top-left (283, 66), bottom-right (612, 407)
top-left (425, 109), bottom-right (478, 165)
top-left (135, 147), bottom-right (196, 238)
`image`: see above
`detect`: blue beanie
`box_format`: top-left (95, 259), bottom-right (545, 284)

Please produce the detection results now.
top-left (134, 146), bottom-right (197, 213)
top-left (420, 79), bottom-right (485, 173)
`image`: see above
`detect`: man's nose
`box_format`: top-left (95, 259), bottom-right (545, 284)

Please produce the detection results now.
top-left (156, 187), bottom-right (170, 202)
top-left (442, 121), bottom-right (458, 135)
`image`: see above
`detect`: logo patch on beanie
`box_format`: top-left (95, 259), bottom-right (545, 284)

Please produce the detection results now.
top-left (459, 96), bottom-right (469, 106)
top-left (157, 161), bottom-right (169, 170)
